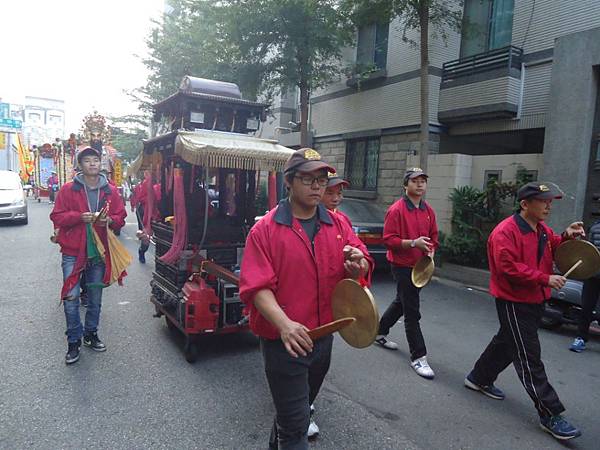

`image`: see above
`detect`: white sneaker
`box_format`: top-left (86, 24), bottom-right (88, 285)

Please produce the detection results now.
top-left (375, 335), bottom-right (399, 350)
top-left (411, 356), bottom-right (435, 379)
top-left (308, 404), bottom-right (319, 439)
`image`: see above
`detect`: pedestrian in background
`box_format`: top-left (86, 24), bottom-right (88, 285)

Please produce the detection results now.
top-left (569, 219), bottom-right (600, 352)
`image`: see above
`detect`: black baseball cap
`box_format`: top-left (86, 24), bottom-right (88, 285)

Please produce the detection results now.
top-left (284, 148), bottom-right (335, 174)
top-left (517, 182), bottom-right (563, 201)
top-left (404, 167), bottom-right (428, 183)
top-left (77, 146), bottom-right (101, 164)
top-left (326, 172), bottom-right (349, 188)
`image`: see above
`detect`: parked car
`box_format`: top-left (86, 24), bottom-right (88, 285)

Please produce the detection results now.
top-left (337, 198), bottom-right (388, 271)
top-left (0, 170), bottom-right (28, 225)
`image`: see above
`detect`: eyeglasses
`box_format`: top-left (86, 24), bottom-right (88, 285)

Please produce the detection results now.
top-left (294, 175), bottom-right (328, 187)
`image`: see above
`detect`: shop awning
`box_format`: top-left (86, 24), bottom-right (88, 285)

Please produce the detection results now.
top-left (174, 130), bottom-right (295, 172)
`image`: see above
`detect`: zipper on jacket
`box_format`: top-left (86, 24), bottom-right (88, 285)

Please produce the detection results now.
top-left (292, 225), bottom-right (321, 325)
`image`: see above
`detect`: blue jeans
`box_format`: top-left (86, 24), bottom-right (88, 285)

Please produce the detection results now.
top-left (61, 255), bottom-right (105, 343)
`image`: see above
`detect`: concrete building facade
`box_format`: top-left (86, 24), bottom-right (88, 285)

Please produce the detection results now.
top-left (266, 0), bottom-right (600, 233)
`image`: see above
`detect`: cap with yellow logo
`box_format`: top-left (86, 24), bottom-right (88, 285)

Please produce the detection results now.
top-left (517, 182), bottom-right (563, 201)
top-left (326, 171), bottom-right (350, 188)
top-left (284, 148), bottom-right (336, 174)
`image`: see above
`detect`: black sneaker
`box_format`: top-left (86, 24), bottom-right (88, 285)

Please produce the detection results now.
top-left (83, 333), bottom-right (107, 352)
top-left (138, 249), bottom-right (146, 264)
top-left (464, 372), bottom-right (505, 400)
top-left (540, 414), bottom-right (581, 440)
top-left (65, 340), bottom-right (81, 364)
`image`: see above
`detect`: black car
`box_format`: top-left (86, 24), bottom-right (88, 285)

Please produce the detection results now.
top-left (337, 198), bottom-right (388, 271)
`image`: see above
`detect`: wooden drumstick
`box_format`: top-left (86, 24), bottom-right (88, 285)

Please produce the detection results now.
top-left (564, 259), bottom-right (583, 278)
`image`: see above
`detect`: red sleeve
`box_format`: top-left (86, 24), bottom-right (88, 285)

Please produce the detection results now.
top-left (108, 188), bottom-right (127, 231)
top-left (548, 226), bottom-right (565, 255)
top-left (129, 186), bottom-right (138, 210)
top-left (383, 204), bottom-right (405, 251)
top-left (239, 224), bottom-right (279, 307)
top-left (429, 206), bottom-right (440, 250)
top-left (493, 229), bottom-right (550, 287)
top-left (49, 186), bottom-right (82, 228)
top-left (340, 217), bottom-right (375, 286)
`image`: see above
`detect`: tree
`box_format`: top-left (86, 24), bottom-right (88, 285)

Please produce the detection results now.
top-left (108, 115), bottom-right (149, 162)
top-left (216, 0), bottom-right (355, 146)
top-left (132, 0), bottom-right (265, 115)
top-left (344, 0), bottom-right (463, 171)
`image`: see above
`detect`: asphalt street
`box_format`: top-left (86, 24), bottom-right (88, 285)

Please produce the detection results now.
top-left (1, 199), bottom-right (599, 450)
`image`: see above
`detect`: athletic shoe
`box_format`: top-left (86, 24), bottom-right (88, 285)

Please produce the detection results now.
top-left (464, 372), bottom-right (505, 400)
top-left (308, 404), bottom-right (319, 439)
top-left (569, 337), bottom-right (586, 353)
top-left (83, 333), bottom-right (107, 352)
top-left (410, 356), bottom-right (435, 379)
top-left (138, 249), bottom-right (146, 264)
top-left (374, 335), bottom-right (399, 350)
top-left (65, 340), bottom-right (81, 364)
top-left (540, 414), bottom-right (581, 440)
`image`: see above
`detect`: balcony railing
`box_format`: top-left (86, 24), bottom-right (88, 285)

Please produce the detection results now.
top-left (441, 46), bottom-right (523, 83)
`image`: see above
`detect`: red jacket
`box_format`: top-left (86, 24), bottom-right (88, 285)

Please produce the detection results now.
top-left (239, 200), bottom-right (374, 340)
top-left (488, 214), bottom-right (564, 303)
top-left (130, 180), bottom-right (148, 210)
top-left (334, 209), bottom-right (353, 229)
top-left (50, 176), bottom-right (127, 299)
top-left (383, 197), bottom-right (439, 267)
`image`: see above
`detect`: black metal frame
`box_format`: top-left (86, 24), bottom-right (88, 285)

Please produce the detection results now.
top-left (344, 137), bottom-right (380, 192)
top-left (442, 46), bottom-right (523, 83)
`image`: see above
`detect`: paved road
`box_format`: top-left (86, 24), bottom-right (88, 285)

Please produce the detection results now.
top-left (1, 199), bottom-right (599, 450)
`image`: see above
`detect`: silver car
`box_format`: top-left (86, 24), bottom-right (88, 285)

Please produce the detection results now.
top-left (0, 170), bottom-right (28, 225)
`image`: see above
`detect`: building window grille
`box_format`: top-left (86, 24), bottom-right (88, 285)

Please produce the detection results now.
top-left (484, 170), bottom-right (502, 188)
top-left (345, 138), bottom-right (380, 191)
top-left (356, 22), bottom-right (389, 70)
top-left (461, 0), bottom-right (514, 58)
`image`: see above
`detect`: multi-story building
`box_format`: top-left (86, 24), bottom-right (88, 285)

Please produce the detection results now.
top-left (266, 0), bottom-right (600, 232)
top-left (22, 96), bottom-right (66, 147)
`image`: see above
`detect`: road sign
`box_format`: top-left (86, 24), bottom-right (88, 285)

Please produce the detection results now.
top-left (0, 103), bottom-right (9, 120)
top-left (0, 118), bottom-right (22, 130)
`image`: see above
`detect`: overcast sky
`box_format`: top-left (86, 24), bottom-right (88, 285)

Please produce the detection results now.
top-left (0, 0), bottom-right (164, 132)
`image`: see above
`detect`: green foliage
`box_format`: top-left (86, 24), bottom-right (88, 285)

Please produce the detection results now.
top-left (132, 0), bottom-right (265, 112)
top-left (441, 176), bottom-right (526, 268)
top-left (342, 0), bottom-right (464, 45)
top-left (108, 115), bottom-right (149, 162)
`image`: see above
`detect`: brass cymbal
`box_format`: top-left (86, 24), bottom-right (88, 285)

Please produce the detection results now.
top-left (411, 255), bottom-right (435, 288)
top-left (555, 239), bottom-right (600, 280)
top-left (331, 279), bottom-right (379, 348)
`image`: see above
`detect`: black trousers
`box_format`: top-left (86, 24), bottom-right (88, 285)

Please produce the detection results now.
top-left (378, 266), bottom-right (426, 361)
top-left (261, 335), bottom-right (333, 450)
top-left (578, 277), bottom-right (600, 341)
top-left (471, 299), bottom-right (565, 418)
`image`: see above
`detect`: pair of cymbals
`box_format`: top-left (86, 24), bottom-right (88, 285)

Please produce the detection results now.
top-left (308, 279), bottom-right (379, 348)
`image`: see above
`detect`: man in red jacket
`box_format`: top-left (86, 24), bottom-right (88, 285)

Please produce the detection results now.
top-left (50, 147), bottom-right (126, 365)
top-left (240, 148), bottom-right (373, 450)
top-left (321, 172), bottom-right (352, 228)
top-left (464, 182), bottom-right (584, 441)
top-left (375, 168), bottom-right (439, 379)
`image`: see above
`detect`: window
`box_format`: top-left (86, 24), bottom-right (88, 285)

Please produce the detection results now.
top-left (345, 138), bottom-right (380, 191)
top-left (461, 0), bottom-right (514, 58)
top-left (28, 112), bottom-right (41, 123)
top-left (356, 22), bottom-right (389, 70)
top-left (520, 170), bottom-right (538, 183)
top-left (484, 170), bottom-right (502, 188)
